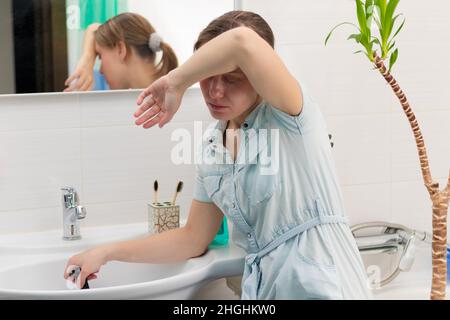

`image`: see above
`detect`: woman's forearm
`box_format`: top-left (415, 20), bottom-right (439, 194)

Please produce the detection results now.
top-left (170, 27), bottom-right (244, 91)
top-left (102, 226), bottom-right (205, 264)
top-left (169, 26), bottom-right (301, 115)
top-left (80, 23), bottom-right (101, 62)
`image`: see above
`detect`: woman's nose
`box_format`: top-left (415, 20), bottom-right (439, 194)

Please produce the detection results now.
top-left (99, 63), bottom-right (104, 75)
top-left (209, 77), bottom-right (225, 99)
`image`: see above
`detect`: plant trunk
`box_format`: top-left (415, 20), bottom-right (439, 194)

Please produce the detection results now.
top-left (373, 53), bottom-right (450, 300)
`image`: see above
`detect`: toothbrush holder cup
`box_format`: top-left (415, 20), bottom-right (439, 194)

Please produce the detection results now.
top-left (147, 201), bottom-right (180, 234)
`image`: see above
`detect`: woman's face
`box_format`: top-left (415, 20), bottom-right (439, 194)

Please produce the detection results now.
top-left (199, 69), bottom-right (260, 121)
top-left (95, 43), bottom-right (128, 89)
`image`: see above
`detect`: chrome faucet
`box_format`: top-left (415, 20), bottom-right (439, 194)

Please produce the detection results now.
top-left (351, 221), bottom-right (432, 287)
top-left (61, 187), bottom-right (87, 240)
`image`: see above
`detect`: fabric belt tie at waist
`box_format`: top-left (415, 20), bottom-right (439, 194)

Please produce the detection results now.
top-left (241, 215), bottom-right (349, 300)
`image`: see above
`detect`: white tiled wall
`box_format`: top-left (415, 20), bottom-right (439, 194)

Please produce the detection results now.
top-left (0, 88), bottom-right (212, 234)
top-left (0, 1), bottom-right (449, 238)
top-left (241, 0), bottom-right (450, 233)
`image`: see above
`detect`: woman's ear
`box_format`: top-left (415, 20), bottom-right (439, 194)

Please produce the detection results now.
top-left (117, 41), bottom-right (128, 63)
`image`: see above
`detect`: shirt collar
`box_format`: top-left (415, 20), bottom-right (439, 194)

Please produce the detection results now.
top-left (204, 100), bottom-right (267, 145)
top-left (217, 100), bottom-right (266, 133)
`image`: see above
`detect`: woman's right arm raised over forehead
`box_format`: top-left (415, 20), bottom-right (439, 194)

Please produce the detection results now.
top-left (169, 26), bottom-right (303, 116)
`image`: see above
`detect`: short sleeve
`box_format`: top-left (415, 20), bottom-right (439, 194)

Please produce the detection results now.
top-left (193, 173), bottom-right (213, 203)
top-left (269, 82), bottom-right (315, 134)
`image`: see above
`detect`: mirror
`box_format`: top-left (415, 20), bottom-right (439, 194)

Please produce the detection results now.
top-left (0, 0), bottom-right (237, 95)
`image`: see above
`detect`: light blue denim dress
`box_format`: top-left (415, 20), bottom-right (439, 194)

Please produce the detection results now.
top-left (193, 82), bottom-right (373, 300)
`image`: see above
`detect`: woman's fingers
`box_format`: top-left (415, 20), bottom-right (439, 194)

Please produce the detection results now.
top-left (79, 78), bottom-right (93, 92)
top-left (65, 72), bottom-right (79, 87)
top-left (87, 274), bottom-right (98, 280)
top-left (63, 262), bottom-right (78, 278)
top-left (77, 270), bottom-right (90, 289)
top-left (136, 87), bottom-right (153, 106)
top-left (134, 96), bottom-right (155, 118)
top-left (143, 112), bottom-right (164, 129)
top-left (158, 112), bottom-right (173, 129)
top-left (135, 105), bottom-right (161, 126)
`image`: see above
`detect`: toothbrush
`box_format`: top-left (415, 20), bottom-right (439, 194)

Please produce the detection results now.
top-left (154, 180), bottom-right (159, 204)
top-left (171, 181), bottom-right (183, 205)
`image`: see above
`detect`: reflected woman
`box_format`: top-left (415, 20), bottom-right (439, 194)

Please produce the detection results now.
top-left (64, 12), bottom-right (178, 91)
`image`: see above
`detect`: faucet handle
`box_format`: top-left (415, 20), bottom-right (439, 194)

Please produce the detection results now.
top-left (61, 187), bottom-right (75, 194)
top-left (75, 206), bottom-right (87, 219)
top-left (61, 187), bottom-right (79, 208)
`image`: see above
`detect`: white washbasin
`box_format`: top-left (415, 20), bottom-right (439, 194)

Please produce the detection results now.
top-left (0, 223), bottom-right (150, 255)
top-left (0, 248), bottom-right (245, 300)
top-left (0, 222), bottom-right (246, 300)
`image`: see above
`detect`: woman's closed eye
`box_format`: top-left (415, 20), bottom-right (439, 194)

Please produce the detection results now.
top-left (223, 75), bottom-right (242, 84)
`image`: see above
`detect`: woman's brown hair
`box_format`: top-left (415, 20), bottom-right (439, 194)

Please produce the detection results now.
top-left (95, 12), bottom-right (178, 79)
top-left (194, 10), bottom-right (275, 51)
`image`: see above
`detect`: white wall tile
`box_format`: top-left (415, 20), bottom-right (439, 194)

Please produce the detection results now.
top-left (0, 94), bottom-right (80, 132)
top-left (80, 121), bottom-right (200, 204)
top-left (342, 183), bottom-right (392, 226)
top-left (0, 207), bottom-right (60, 235)
top-left (0, 129), bottom-right (82, 212)
top-left (277, 44), bottom-right (395, 116)
top-left (390, 180), bottom-right (434, 233)
top-left (80, 87), bottom-right (210, 128)
top-left (327, 114), bottom-right (391, 185)
top-left (391, 111), bottom-right (450, 182)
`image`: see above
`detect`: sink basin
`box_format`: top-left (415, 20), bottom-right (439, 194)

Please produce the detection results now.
top-left (0, 252), bottom-right (216, 299)
top-left (0, 222), bottom-right (246, 299)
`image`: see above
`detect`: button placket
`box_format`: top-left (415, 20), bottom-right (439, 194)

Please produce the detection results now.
top-left (230, 194), bottom-right (259, 250)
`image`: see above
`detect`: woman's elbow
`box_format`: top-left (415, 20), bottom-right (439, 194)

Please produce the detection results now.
top-left (182, 226), bottom-right (210, 258)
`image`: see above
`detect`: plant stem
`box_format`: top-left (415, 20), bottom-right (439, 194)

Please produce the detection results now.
top-left (373, 52), bottom-right (449, 300)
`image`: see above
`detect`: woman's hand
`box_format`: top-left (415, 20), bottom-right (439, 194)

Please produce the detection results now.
top-left (64, 57), bottom-right (96, 92)
top-left (134, 72), bottom-right (186, 129)
top-left (63, 246), bottom-right (109, 289)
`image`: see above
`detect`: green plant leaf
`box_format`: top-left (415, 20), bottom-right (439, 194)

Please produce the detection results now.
top-left (324, 22), bottom-right (359, 46)
top-left (375, 0), bottom-right (387, 23)
top-left (391, 17), bottom-right (405, 41)
top-left (347, 33), bottom-right (363, 43)
top-left (371, 37), bottom-right (381, 46)
top-left (385, 0), bottom-right (400, 38)
top-left (365, 0), bottom-right (375, 13)
top-left (388, 40), bottom-right (396, 52)
top-left (356, 0), bottom-right (369, 35)
top-left (373, 15), bottom-right (382, 29)
top-left (389, 48), bottom-right (399, 72)
top-left (365, 0), bottom-right (375, 30)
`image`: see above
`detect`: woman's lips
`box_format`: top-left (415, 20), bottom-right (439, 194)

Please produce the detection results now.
top-left (208, 103), bottom-right (229, 111)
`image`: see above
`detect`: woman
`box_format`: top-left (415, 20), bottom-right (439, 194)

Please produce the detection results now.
top-left (64, 11), bottom-right (372, 300)
top-left (64, 12), bottom-right (178, 91)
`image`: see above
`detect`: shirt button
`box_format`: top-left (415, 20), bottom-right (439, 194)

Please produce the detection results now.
top-left (243, 123), bottom-right (249, 129)
top-left (247, 233), bottom-right (252, 239)
top-left (231, 202), bottom-right (236, 209)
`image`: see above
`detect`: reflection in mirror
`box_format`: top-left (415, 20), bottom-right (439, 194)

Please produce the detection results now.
top-left (0, 0), bottom-right (235, 95)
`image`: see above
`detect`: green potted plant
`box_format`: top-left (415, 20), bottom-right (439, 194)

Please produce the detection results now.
top-left (325, 0), bottom-right (450, 300)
